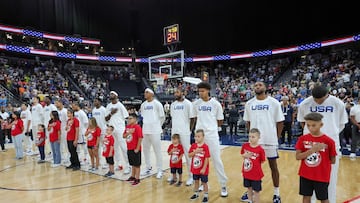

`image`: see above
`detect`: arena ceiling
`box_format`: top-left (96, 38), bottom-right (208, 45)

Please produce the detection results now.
top-left (0, 0), bottom-right (359, 57)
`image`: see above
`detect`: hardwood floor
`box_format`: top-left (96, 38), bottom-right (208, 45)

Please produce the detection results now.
top-left (0, 144), bottom-right (359, 203)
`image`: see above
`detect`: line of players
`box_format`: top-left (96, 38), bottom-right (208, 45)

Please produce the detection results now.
top-left (5, 80), bottom-right (346, 203)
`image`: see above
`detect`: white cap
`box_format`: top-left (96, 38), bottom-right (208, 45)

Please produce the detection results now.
top-left (110, 91), bottom-right (118, 97)
top-left (144, 88), bottom-right (154, 94)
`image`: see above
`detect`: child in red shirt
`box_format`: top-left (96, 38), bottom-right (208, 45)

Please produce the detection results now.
top-left (48, 111), bottom-right (61, 167)
top-left (188, 129), bottom-right (210, 203)
top-left (103, 125), bottom-right (115, 177)
top-left (241, 128), bottom-right (266, 203)
top-left (295, 112), bottom-right (337, 203)
top-left (85, 117), bottom-right (101, 171)
top-left (167, 134), bottom-right (184, 186)
top-left (11, 111), bottom-right (24, 159)
top-left (35, 124), bottom-right (46, 163)
top-left (123, 113), bottom-right (143, 185)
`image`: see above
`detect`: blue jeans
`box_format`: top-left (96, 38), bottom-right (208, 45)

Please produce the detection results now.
top-left (50, 141), bottom-right (61, 164)
top-left (13, 134), bottom-right (24, 158)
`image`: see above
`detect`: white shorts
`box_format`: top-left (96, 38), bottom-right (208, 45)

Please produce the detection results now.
top-left (261, 145), bottom-right (279, 159)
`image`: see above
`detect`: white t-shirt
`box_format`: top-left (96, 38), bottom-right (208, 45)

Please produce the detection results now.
top-left (92, 106), bottom-right (107, 133)
top-left (31, 103), bottom-right (44, 126)
top-left (0, 112), bottom-right (9, 120)
top-left (350, 105), bottom-right (360, 123)
top-left (20, 109), bottom-right (32, 133)
top-left (74, 109), bottom-right (89, 136)
top-left (193, 98), bottom-right (224, 134)
top-left (57, 107), bottom-right (68, 133)
top-left (43, 104), bottom-right (57, 127)
top-left (297, 95), bottom-right (348, 148)
top-left (140, 99), bottom-right (165, 134)
top-left (170, 99), bottom-right (195, 135)
top-left (243, 96), bottom-right (284, 145)
top-left (106, 101), bottom-right (129, 131)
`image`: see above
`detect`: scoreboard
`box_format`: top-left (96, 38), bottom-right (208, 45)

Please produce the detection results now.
top-left (163, 24), bottom-right (180, 46)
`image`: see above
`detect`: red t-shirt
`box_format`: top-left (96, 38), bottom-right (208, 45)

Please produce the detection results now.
top-left (36, 131), bottom-right (46, 146)
top-left (240, 143), bottom-right (266, 181)
top-left (49, 120), bottom-right (61, 142)
top-left (124, 124), bottom-right (143, 150)
top-left (86, 127), bottom-right (101, 147)
top-left (11, 119), bottom-right (23, 136)
top-left (295, 133), bottom-right (337, 183)
top-left (102, 134), bottom-right (114, 157)
top-left (189, 143), bottom-right (210, 175)
top-left (168, 143), bottom-right (184, 168)
top-left (66, 118), bottom-right (79, 141)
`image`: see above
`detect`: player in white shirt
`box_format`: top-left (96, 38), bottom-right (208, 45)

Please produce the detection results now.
top-left (140, 88), bottom-right (165, 178)
top-left (55, 99), bottom-right (69, 164)
top-left (105, 91), bottom-right (130, 174)
top-left (43, 96), bottom-right (57, 155)
top-left (31, 97), bottom-right (44, 155)
top-left (92, 98), bottom-right (107, 169)
top-left (297, 84), bottom-right (347, 203)
top-left (20, 103), bottom-right (32, 155)
top-left (242, 81), bottom-right (284, 203)
top-left (72, 102), bottom-right (89, 165)
top-left (169, 88), bottom-right (196, 186)
top-left (350, 103), bottom-right (360, 158)
top-left (192, 82), bottom-right (228, 197)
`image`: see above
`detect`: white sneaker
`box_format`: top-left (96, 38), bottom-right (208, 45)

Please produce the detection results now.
top-left (156, 171), bottom-right (163, 179)
top-left (350, 153), bottom-right (356, 158)
top-left (141, 167), bottom-right (152, 176)
top-left (186, 177), bottom-right (194, 186)
top-left (221, 187), bottom-right (228, 197)
top-left (124, 166), bottom-right (131, 174)
top-left (51, 164), bottom-right (61, 168)
top-left (167, 176), bottom-right (173, 182)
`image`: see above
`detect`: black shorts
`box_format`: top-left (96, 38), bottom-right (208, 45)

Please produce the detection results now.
top-left (170, 167), bottom-right (183, 174)
top-left (106, 157), bottom-right (114, 165)
top-left (193, 174), bottom-right (208, 183)
top-left (87, 146), bottom-right (96, 149)
top-left (243, 178), bottom-right (262, 192)
top-left (300, 176), bottom-right (329, 200)
top-left (127, 150), bottom-right (141, 166)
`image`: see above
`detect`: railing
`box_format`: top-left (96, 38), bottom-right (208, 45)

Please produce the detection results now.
top-left (0, 83), bottom-right (22, 106)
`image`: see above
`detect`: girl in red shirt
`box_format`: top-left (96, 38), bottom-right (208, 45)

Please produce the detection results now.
top-left (11, 111), bottom-right (24, 159)
top-left (48, 111), bottom-right (61, 167)
top-left (35, 124), bottom-right (46, 163)
top-left (85, 117), bottom-right (101, 171)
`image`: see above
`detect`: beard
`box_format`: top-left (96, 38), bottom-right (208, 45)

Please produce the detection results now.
top-left (175, 95), bottom-right (182, 100)
top-left (255, 89), bottom-right (265, 95)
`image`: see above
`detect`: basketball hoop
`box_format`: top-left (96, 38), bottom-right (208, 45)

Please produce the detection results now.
top-left (154, 73), bottom-right (168, 85)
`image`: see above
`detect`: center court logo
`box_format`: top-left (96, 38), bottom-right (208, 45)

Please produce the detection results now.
top-left (309, 106), bottom-right (334, 112)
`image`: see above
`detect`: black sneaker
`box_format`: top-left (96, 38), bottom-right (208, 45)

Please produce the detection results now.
top-left (66, 165), bottom-right (74, 169)
top-left (273, 195), bottom-right (281, 203)
top-left (190, 194), bottom-right (199, 200)
top-left (169, 180), bottom-right (177, 185)
top-left (202, 196), bottom-right (208, 203)
top-left (175, 181), bottom-right (182, 187)
top-left (126, 176), bottom-right (136, 182)
top-left (72, 166), bottom-right (80, 171)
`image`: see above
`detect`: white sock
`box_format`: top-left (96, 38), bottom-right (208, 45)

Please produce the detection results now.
top-left (274, 187), bottom-right (280, 196)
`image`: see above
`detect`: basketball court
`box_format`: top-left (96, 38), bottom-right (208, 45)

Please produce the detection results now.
top-left (0, 139), bottom-right (359, 203)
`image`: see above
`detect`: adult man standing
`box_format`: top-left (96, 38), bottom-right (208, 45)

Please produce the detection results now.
top-left (31, 97), bottom-right (44, 155)
top-left (297, 84), bottom-right (347, 203)
top-left (228, 104), bottom-right (240, 136)
top-left (20, 103), bottom-right (32, 155)
top-left (280, 96), bottom-right (294, 147)
top-left (192, 82), bottom-right (228, 197)
top-left (105, 91), bottom-right (130, 174)
top-left (55, 99), bottom-right (68, 164)
top-left (140, 88), bottom-right (165, 179)
top-left (242, 81), bottom-right (284, 203)
top-left (43, 96), bottom-right (57, 156)
top-left (72, 102), bottom-right (89, 165)
top-left (92, 98), bottom-right (107, 168)
top-left (169, 88), bottom-right (195, 186)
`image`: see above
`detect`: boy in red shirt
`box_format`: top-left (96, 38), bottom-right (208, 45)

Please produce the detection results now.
top-left (103, 125), bottom-right (115, 177)
top-left (167, 134), bottom-right (184, 186)
top-left (35, 124), bottom-right (46, 163)
top-left (189, 129), bottom-right (210, 203)
top-left (240, 128), bottom-right (266, 203)
top-left (123, 113), bottom-right (143, 185)
top-left (295, 112), bottom-right (337, 203)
